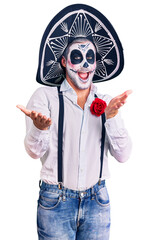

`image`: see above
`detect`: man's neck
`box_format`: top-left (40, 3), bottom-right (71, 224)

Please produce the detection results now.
top-left (66, 77), bottom-right (91, 99)
top-left (66, 77), bottom-right (91, 110)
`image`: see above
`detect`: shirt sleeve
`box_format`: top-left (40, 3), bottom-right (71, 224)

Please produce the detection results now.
top-left (99, 93), bottom-right (132, 163)
top-left (24, 87), bottom-right (51, 159)
top-left (105, 111), bottom-right (132, 163)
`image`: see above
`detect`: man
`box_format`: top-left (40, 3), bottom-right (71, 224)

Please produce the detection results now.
top-left (17, 4), bottom-right (132, 240)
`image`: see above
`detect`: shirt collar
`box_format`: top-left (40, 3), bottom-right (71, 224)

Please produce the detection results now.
top-left (60, 78), bottom-right (98, 107)
top-left (60, 78), bottom-right (72, 92)
top-left (90, 82), bottom-right (97, 95)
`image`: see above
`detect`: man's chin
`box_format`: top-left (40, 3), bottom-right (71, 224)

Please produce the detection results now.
top-left (75, 78), bottom-right (92, 90)
top-left (67, 73), bottom-right (92, 90)
top-left (79, 76), bottom-right (89, 84)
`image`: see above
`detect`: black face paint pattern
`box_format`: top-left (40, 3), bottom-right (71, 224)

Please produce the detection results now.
top-left (70, 50), bottom-right (83, 64)
top-left (86, 49), bottom-right (95, 64)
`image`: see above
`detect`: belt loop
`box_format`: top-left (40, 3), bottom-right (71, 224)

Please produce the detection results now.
top-left (62, 188), bottom-right (66, 201)
top-left (91, 186), bottom-right (95, 200)
top-left (39, 179), bottom-right (42, 188)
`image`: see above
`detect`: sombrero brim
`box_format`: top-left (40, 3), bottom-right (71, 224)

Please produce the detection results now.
top-left (36, 4), bottom-right (124, 86)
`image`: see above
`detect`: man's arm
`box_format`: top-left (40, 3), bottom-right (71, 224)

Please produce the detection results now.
top-left (16, 105), bottom-right (52, 130)
top-left (104, 90), bottom-right (132, 162)
top-left (105, 90), bottom-right (132, 119)
top-left (17, 88), bottom-right (52, 159)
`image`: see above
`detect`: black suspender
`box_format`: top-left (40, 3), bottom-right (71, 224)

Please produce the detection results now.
top-left (94, 94), bottom-right (106, 185)
top-left (57, 87), bottom-right (106, 189)
top-left (57, 86), bottom-right (64, 189)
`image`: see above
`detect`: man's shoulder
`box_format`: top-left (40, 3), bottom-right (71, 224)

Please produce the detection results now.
top-left (96, 92), bottom-right (112, 104)
top-left (27, 86), bottom-right (59, 106)
top-left (30, 86), bottom-right (59, 100)
top-left (33, 86), bottom-right (58, 95)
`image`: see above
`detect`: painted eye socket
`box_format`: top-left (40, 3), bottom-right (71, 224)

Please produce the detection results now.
top-left (70, 50), bottom-right (83, 64)
top-left (86, 49), bottom-right (95, 64)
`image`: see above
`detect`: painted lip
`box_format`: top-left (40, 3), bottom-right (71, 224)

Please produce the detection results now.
top-left (70, 69), bottom-right (95, 83)
top-left (78, 71), bottom-right (89, 80)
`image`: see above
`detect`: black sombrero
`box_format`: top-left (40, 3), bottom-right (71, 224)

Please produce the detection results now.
top-left (36, 4), bottom-right (124, 86)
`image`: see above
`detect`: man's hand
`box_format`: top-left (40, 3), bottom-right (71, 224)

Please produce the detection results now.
top-left (16, 105), bottom-right (52, 130)
top-left (105, 90), bottom-right (132, 119)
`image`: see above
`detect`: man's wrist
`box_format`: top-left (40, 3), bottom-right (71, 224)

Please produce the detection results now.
top-left (33, 122), bottom-right (49, 131)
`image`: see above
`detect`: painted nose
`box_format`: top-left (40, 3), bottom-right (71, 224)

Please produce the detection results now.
top-left (83, 62), bottom-right (89, 68)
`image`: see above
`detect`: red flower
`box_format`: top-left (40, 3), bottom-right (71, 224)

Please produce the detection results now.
top-left (90, 98), bottom-right (107, 117)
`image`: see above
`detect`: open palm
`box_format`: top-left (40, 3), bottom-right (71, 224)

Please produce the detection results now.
top-left (105, 90), bottom-right (132, 119)
top-left (16, 105), bottom-right (52, 130)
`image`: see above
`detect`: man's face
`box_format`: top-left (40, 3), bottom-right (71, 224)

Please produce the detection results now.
top-left (65, 40), bottom-right (96, 90)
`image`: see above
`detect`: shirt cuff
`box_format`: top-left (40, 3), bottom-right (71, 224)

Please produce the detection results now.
top-left (29, 123), bottom-right (50, 140)
top-left (105, 113), bottom-right (124, 133)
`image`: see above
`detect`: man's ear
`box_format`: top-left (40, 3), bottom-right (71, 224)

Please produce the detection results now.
top-left (61, 56), bottom-right (66, 68)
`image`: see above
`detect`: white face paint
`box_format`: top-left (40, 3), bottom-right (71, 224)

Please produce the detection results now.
top-left (65, 41), bottom-right (96, 90)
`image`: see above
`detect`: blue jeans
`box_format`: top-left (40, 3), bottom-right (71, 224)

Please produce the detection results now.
top-left (37, 180), bottom-right (110, 240)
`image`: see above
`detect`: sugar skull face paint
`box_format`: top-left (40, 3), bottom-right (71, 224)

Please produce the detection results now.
top-left (65, 40), bottom-right (96, 90)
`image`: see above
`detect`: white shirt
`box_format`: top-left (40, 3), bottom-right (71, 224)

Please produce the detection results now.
top-left (25, 79), bottom-right (132, 190)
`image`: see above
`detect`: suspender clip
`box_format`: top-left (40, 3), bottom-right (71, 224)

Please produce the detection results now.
top-left (98, 179), bottom-right (101, 185)
top-left (58, 182), bottom-right (63, 190)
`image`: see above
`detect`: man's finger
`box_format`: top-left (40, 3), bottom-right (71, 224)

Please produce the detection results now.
top-left (40, 115), bottom-right (47, 123)
top-left (46, 118), bottom-right (52, 125)
top-left (119, 90), bottom-right (132, 98)
top-left (120, 90), bottom-right (132, 103)
top-left (31, 111), bottom-right (38, 120)
top-left (115, 102), bottom-right (124, 109)
top-left (36, 113), bottom-right (43, 122)
top-left (114, 90), bottom-right (132, 103)
top-left (16, 105), bottom-right (31, 117)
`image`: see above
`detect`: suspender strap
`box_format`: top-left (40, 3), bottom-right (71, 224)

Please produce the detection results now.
top-left (56, 89), bottom-right (106, 188)
top-left (99, 113), bottom-right (106, 180)
top-left (57, 86), bottom-right (64, 188)
top-left (94, 94), bottom-right (106, 184)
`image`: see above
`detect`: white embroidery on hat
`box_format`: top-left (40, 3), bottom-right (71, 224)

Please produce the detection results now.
top-left (69, 13), bottom-right (93, 38)
top-left (46, 60), bottom-right (55, 66)
top-left (49, 36), bottom-right (68, 60)
top-left (60, 22), bottom-right (68, 33)
top-left (44, 62), bottom-right (63, 80)
top-left (95, 60), bottom-right (107, 77)
top-left (95, 22), bottom-right (102, 32)
top-left (103, 59), bottom-right (114, 65)
top-left (93, 35), bottom-right (114, 57)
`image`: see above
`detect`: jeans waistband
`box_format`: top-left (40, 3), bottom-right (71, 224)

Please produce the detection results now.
top-left (39, 180), bottom-right (105, 198)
